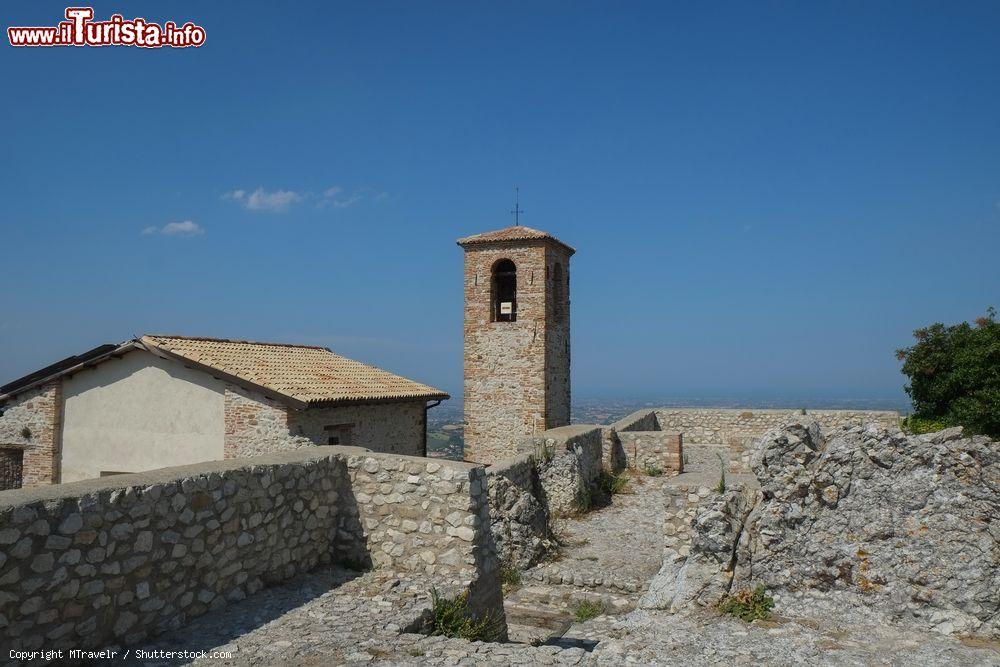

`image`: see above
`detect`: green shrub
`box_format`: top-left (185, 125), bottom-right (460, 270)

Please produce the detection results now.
top-left (599, 469), bottom-right (629, 495)
top-left (536, 444), bottom-right (554, 464)
top-left (643, 463), bottom-right (663, 477)
top-left (718, 584), bottom-right (774, 622)
top-left (426, 589), bottom-right (503, 642)
top-left (900, 415), bottom-right (950, 435)
top-left (896, 307), bottom-right (1000, 438)
top-left (573, 599), bottom-right (605, 622)
top-left (499, 559), bottom-right (521, 594)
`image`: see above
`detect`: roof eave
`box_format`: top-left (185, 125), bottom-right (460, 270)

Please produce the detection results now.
top-left (0, 341), bottom-right (141, 404)
top-left (302, 392), bottom-right (450, 409)
top-left (456, 236), bottom-right (575, 256)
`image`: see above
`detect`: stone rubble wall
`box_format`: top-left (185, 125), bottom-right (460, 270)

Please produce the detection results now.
top-left (618, 432), bottom-right (683, 473)
top-left (224, 386), bottom-right (427, 459)
top-left (520, 425), bottom-right (604, 516)
top-left (653, 408), bottom-right (901, 445)
top-left (484, 454), bottom-right (551, 569)
top-left (0, 446), bottom-right (504, 652)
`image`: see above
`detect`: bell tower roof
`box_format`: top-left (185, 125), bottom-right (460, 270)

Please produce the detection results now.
top-left (456, 225), bottom-right (575, 255)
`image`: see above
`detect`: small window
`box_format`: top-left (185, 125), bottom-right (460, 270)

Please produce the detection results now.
top-left (491, 259), bottom-right (517, 322)
top-left (324, 423), bottom-right (355, 446)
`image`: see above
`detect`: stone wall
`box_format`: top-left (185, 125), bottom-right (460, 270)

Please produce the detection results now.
top-left (618, 431), bottom-right (683, 473)
top-left (520, 425), bottom-right (603, 516)
top-left (0, 446), bottom-right (503, 652)
top-left (224, 387), bottom-right (427, 459)
top-left (0, 382), bottom-right (61, 489)
top-left (288, 400), bottom-right (427, 457)
top-left (484, 454), bottom-right (551, 569)
top-left (653, 408), bottom-right (900, 445)
top-left (461, 239), bottom-right (573, 465)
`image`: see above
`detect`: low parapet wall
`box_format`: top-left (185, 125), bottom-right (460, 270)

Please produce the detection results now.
top-left (653, 408), bottom-right (901, 445)
top-left (0, 446), bottom-right (502, 653)
top-left (618, 431), bottom-right (683, 473)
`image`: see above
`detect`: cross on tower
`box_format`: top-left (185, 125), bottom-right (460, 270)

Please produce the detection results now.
top-left (510, 186), bottom-right (523, 225)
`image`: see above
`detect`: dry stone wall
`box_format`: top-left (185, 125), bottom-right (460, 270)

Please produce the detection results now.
top-left (0, 446), bottom-right (503, 654)
top-left (653, 408), bottom-right (900, 445)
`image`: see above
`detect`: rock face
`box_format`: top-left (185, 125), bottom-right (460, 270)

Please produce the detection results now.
top-left (641, 487), bottom-right (756, 612)
top-left (645, 417), bottom-right (1000, 638)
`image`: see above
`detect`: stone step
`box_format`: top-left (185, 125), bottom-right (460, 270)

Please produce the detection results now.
top-left (507, 584), bottom-right (634, 615)
top-left (503, 600), bottom-right (573, 631)
top-left (525, 566), bottom-right (646, 593)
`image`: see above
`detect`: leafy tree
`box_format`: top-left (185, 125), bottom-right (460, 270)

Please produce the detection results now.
top-left (896, 307), bottom-right (1000, 438)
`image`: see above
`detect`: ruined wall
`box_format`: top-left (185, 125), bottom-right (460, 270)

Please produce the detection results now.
top-left (484, 453), bottom-right (551, 569)
top-left (653, 408), bottom-right (900, 445)
top-left (224, 387), bottom-right (426, 458)
top-left (461, 241), bottom-right (571, 465)
top-left (0, 382), bottom-right (61, 488)
top-left (520, 425), bottom-right (603, 516)
top-left (618, 431), bottom-right (683, 473)
top-left (0, 446), bottom-right (502, 652)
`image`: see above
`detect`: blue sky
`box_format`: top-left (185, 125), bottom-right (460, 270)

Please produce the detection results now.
top-left (2, 1), bottom-right (998, 405)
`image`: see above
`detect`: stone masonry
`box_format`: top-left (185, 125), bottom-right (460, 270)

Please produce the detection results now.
top-left (0, 446), bottom-right (503, 654)
top-left (224, 387), bottom-right (427, 459)
top-left (653, 407), bottom-right (900, 445)
top-left (0, 381), bottom-right (62, 489)
top-left (459, 228), bottom-right (573, 464)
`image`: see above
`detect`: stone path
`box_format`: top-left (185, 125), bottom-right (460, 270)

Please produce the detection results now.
top-left (502, 471), bottom-right (668, 643)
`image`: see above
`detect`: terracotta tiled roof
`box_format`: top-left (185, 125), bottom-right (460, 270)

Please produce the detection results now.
top-left (457, 225), bottom-right (575, 254)
top-left (141, 335), bottom-right (448, 406)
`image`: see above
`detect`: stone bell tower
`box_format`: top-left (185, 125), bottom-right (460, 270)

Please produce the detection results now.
top-left (457, 225), bottom-right (574, 463)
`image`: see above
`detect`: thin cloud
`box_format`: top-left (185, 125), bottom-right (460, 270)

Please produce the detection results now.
top-left (319, 185), bottom-right (387, 209)
top-left (142, 221), bottom-right (204, 237)
top-left (225, 187), bottom-right (303, 212)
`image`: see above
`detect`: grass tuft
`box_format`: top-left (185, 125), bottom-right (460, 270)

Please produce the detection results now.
top-left (718, 584), bottom-right (774, 622)
top-left (500, 559), bottom-right (522, 594)
top-left (426, 589), bottom-right (503, 642)
top-left (573, 599), bottom-right (606, 622)
top-left (643, 463), bottom-right (664, 477)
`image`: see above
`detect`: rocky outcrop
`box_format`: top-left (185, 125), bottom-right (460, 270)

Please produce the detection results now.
top-left (641, 487), bottom-right (756, 611)
top-left (644, 417), bottom-right (1000, 637)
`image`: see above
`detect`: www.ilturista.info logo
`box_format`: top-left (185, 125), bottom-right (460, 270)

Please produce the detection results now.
top-left (8, 7), bottom-right (206, 48)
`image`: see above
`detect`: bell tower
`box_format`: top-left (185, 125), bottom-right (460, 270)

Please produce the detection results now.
top-left (457, 225), bottom-right (574, 463)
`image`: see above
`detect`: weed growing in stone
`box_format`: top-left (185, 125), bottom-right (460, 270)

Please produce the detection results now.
top-left (426, 589), bottom-right (503, 642)
top-left (718, 585), bottom-right (774, 622)
top-left (643, 464), bottom-right (663, 477)
top-left (500, 559), bottom-right (522, 594)
top-left (573, 599), bottom-right (606, 622)
top-left (536, 444), bottom-right (554, 464)
top-left (599, 469), bottom-right (629, 495)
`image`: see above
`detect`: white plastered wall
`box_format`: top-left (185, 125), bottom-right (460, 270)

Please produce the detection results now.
top-left (60, 350), bottom-right (225, 482)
